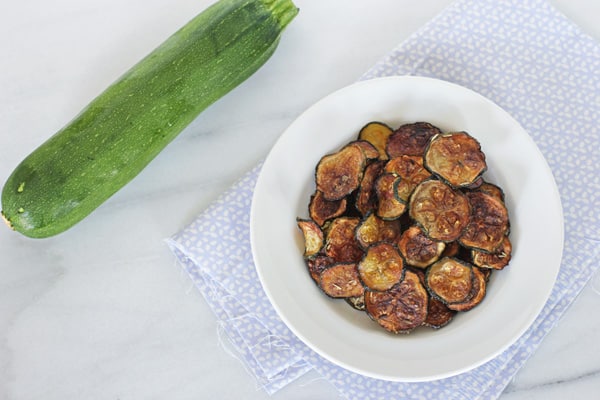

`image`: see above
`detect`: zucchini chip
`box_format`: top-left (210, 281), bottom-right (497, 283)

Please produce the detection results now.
top-left (424, 297), bottom-right (456, 329)
top-left (324, 217), bottom-right (364, 263)
top-left (365, 271), bottom-right (429, 334)
top-left (355, 160), bottom-right (386, 216)
top-left (296, 218), bottom-right (324, 257)
top-left (472, 236), bottom-right (512, 270)
top-left (384, 155), bottom-right (432, 202)
top-left (397, 225), bottom-right (445, 268)
top-left (375, 173), bottom-right (407, 220)
top-left (358, 121), bottom-right (394, 160)
top-left (441, 241), bottom-right (461, 258)
top-left (316, 144), bottom-right (366, 201)
top-left (424, 131), bottom-right (487, 188)
top-left (447, 266), bottom-right (487, 312)
top-left (386, 122), bottom-right (442, 158)
top-left (319, 263), bottom-right (365, 298)
top-left (309, 190), bottom-right (347, 226)
top-left (348, 140), bottom-right (380, 161)
top-left (426, 257), bottom-right (474, 305)
top-left (409, 179), bottom-right (471, 242)
top-left (306, 254), bottom-right (334, 284)
top-left (478, 181), bottom-right (506, 203)
top-left (355, 212), bottom-right (403, 249)
top-left (358, 243), bottom-right (405, 291)
top-left (459, 191), bottom-right (509, 252)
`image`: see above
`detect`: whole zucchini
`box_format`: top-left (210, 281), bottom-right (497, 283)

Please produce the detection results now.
top-left (1, 0), bottom-right (298, 238)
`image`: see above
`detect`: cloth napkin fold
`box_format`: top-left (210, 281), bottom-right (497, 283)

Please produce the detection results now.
top-left (166, 0), bottom-right (600, 398)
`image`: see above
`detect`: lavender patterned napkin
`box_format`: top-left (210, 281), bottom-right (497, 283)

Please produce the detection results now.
top-left (166, 0), bottom-right (600, 398)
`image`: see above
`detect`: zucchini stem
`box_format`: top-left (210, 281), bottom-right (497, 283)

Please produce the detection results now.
top-left (263, 0), bottom-right (299, 30)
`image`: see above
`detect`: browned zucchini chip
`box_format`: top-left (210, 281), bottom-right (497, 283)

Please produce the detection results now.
top-left (355, 212), bottom-right (403, 249)
top-left (316, 144), bottom-right (366, 201)
top-left (319, 263), bottom-right (365, 298)
top-left (324, 217), bottom-right (363, 263)
top-left (308, 190), bottom-right (347, 226)
top-left (459, 191), bottom-right (509, 252)
top-left (358, 121), bottom-right (394, 160)
top-left (472, 236), bottom-right (512, 270)
top-left (306, 255), bottom-right (334, 284)
top-left (375, 173), bottom-right (406, 220)
top-left (384, 155), bottom-right (432, 202)
top-left (365, 271), bottom-right (429, 334)
top-left (424, 131), bottom-right (487, 188)
top-left (358, 243), bottom-right (405, 291)
top-left (355, 160), bottom-right (386, 216)
top-left (348, 140), bottom-right (380, 160)
top-left (296, 218), bottom-right (324, 257)
top-left (409, 179), bottom-right (470, 242)
top-left (424, 297), bottom-right (456, 329)
top-left (478, 181), bottom-right (506, 203)
top-left (386, 122), bottom-right (442, 158)
top-left (426, 257), bottom-right (474, 305)
top-left (447, 266), bottom-right (487, 312)
top-left (397, 225), bottom-right (445, 268)
top-left (346, 294), bottom-right (366, 311)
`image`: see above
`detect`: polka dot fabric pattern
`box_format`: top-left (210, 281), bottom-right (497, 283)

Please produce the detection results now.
top-left (166, 0), bottom-right (600, 398)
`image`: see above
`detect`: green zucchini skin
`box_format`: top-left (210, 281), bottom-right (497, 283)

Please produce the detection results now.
top-left (1, 0), bottom-right (298, 238)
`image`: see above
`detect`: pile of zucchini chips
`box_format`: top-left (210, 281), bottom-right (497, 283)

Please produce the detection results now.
top-left (297, 122), bottom-right (511, 334)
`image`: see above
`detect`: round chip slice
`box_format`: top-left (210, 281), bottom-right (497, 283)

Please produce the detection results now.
top-left (324, 217), bottom-right (363, 263)
top-left (384, 155), bottom-right (432, 202)
top-left (424, 131), bottom-right (487, 188)
top-left (426, 257), bottom-right (474, 305)
top-left (358, 242), bottom-right (405, 291)
top-left (316, 144), bottom-right (366, 201)
top-left (308, 190), bottom-right (347, 227)
top-left (472, 235), bottom-right (512, 270)
top-left (319, 263), bottom-right (365, 298)
top-left (459, 191), bottom-right (509, 252)
top-left (296, 218), bottom-right (324, 257)
top-left (358, 121), bottom-right (394, 160)
top-left (386, 122), bottom-right (442, 158)
top-left (365, 271), bottom-right (429, 334)
top-left (355, 212), bottom-right (403, 249)
top-left (424, 296), bottom-right (456, 329)
top-left (409, 179), bottom-right (471, 242)
top-left (397, 225), bottom-right (445, 268)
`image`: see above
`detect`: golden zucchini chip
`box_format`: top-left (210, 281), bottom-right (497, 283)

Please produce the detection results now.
top-left (319, 263), bottom-right (365, 298)
top-left (385, 155), bottom-right (432, 202)
top-left (296, 218), bottom-right (324, 257)
top-left (472, 236), bottom-right (512, 270)
top-left (409, 179), bottom-right (471, 242)
top-left (447, 266), bottom-right (487, 312)
top-left (375, 173), bottom-right (407, 220)
top-left (324, 217), bottom-right (363, 263)
top-left (355, 212), bottom-right (403, 249)
top-left (386, 122), bottom-right (442, 158)
top-left (424, 296), bottom-right (456, 329)
top-left (308, 190), bottom-right (347, 226)
top-left (365, 271), bottom-right (429, 334)
top-left (316, 144), bottom-right (366, 201)
top-left (424, 131), bottom-right (487, 188)
top-left (426, 257), bottom-right (474, 305)
top-left (358, 242), bottom-right (405, 291)
top-left (355, 160), bottom-right (386, 216)
top-left (348, 140), bottom-right (380, 160)
top-left (397, 225), bottom-right (446, 268)
top-left (478, 181), bottom-right (506, 203)
top-left (306, 254), bottom-right (334, 284)
top-left (459, 191), bottom-right (509, 252)
top-left (358, 121), bottom-right (394, 160)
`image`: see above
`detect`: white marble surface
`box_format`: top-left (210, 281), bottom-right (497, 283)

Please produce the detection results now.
top-left (1, 0), bottom-right (599, 398)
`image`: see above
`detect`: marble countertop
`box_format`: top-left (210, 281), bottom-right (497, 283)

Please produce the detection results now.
top-left (1, 0), bottom-right (599, 398)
